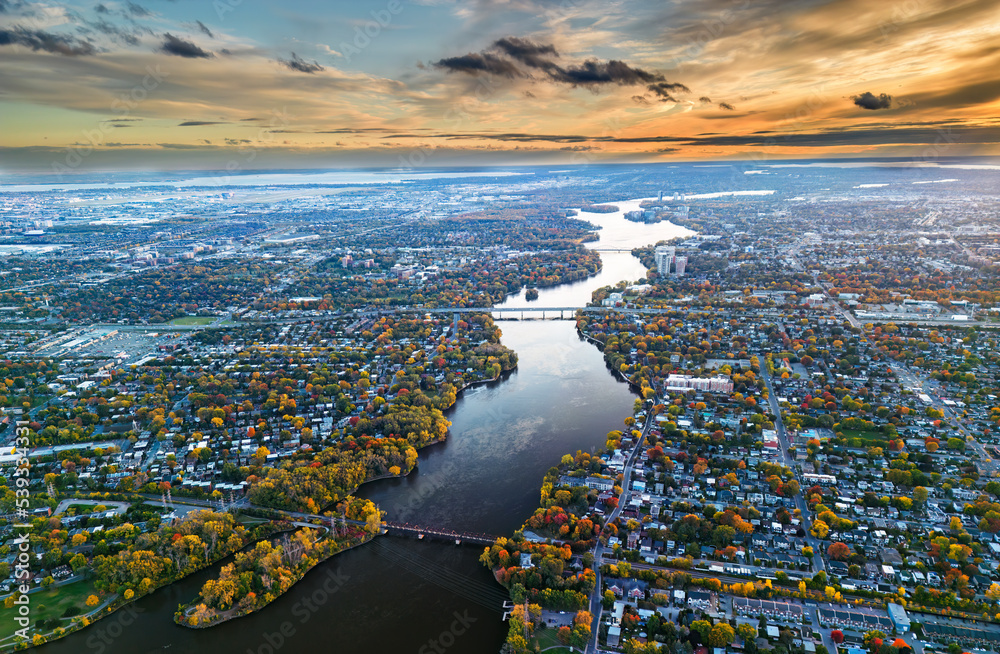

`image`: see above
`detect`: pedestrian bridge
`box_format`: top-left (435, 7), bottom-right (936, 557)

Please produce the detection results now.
top-left (382, 521), bottom-right (499, 546)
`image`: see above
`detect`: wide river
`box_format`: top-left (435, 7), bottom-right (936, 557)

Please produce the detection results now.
top-left (41, 200), bottom-right (692, 654)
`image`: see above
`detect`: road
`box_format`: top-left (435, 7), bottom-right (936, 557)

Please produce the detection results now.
top-left (587, 410), bottom-right (653, 654)
top-left (757, 354), bottom-right (826, 573)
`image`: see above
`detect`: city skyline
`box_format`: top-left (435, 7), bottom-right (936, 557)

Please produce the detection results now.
top-left (2, 0), bottom-right (1000, 171)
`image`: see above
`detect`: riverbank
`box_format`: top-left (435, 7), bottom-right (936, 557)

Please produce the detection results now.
top-left (0, 513), bottom-right (280, 653)
top-left (578, 328), bottom-right (646, 394)
top-left (171, 367), bottom-right (517, 630)
top-left (176, 527), bottom-right (377, 629)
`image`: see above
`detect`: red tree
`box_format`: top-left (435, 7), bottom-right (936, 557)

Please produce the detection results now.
top-left (827, 542), bottom-right (851, 561)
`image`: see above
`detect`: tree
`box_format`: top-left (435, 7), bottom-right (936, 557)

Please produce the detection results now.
top-left (913, 486), bottom-right (928, 504)
top-left (690, 619), bottom-right (712, 642)
top-left (831, 630), bottom-right (844, 644)
top-left (709, 623), bottom-right (736, 647)
top-left (737, 623), bottom-right (757, 641)
top-left (86, 594), bottom-right (100, 607)
top-left (827, 542), bottom-right (851, 561)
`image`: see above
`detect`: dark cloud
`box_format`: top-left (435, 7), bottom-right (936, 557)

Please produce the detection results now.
top-left (80, 18), bottom-right (141, 46)
top-left (280, 52), bottom-right (325, 74)
top-left (195, 20), bottom-right (213, 38)
top-left (632, 95), bottom-right (651, 105)
top-left (492, 36), bottom-right (558, 71)
top-left (852, 91), bottom-right (892, 110)
top-left (647, 81), bottom-right (690, 102)
top-left (94, 3), bottom-right (110, 13)
top-left (718, 102), bottom-right (735, 110)
top-left (908, 78), bottom-right (1000, 109)
top-left (0, 27), bottom-right (96, 55)
top-left (437, 36), bottom-right (693, 101)
top-left (550, 59), bottom-right (661, 86)
top-left (368, 124), bottom-right (1000, 148)
top-left (125, 1), bottom-right (149, 17)
top-left (178, 121), bottom-right (227, 126)
top-left (435, 52), bottom-right (523, 77)
top-left (699, 96), bottom-right (712, 104)
top-left (161, 33), bottom-right (212, 58)
top-left (316, 127), bottom-right (397, 133)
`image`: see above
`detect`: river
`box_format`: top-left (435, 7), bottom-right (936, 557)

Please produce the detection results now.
top-left (40, 201), bottom-right (691, 654)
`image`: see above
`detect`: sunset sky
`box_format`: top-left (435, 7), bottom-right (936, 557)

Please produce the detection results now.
top-left (2, 0), bottom-right (999, 170)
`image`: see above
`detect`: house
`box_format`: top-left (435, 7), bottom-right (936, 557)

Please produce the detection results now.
top-left (688, 590), bottom-right (712, 611)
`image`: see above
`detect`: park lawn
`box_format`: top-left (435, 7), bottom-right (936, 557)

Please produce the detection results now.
top-left (0, 578), bottom-right (102, 641)
top-left (64, 504), bottom-right (106, 515)
top-left (533, 627), bottom-right (565, 650)
top-left (170, 315), bottom-right (216, 326)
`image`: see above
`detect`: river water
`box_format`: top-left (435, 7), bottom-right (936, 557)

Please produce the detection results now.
top-left (41, 201), bottom-right (691, 654)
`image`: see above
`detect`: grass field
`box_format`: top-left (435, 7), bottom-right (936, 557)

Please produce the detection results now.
top-left (0, 578), bottom-right (102, 641)
top-left (839, 429), bottom-right (884, 441)
top-left (169, 316), bottom-right (216, 325)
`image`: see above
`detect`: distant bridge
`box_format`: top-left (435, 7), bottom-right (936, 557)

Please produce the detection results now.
top-left (382, 521), bottom-right (499, 546)
top-left (88, 304), bottom-right (783, 332)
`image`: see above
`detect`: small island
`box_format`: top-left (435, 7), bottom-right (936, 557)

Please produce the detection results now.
top-left (579, 204), bottom-right (620, 213)
top-left (525, 287), bottom-right (539, 301)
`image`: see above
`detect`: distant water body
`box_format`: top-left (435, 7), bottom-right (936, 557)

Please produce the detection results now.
top-left (0, 169), bottom-right (529, 193)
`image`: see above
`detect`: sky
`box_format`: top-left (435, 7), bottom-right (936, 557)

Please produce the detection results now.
top-left (1, 0), bottom-right (999, 171)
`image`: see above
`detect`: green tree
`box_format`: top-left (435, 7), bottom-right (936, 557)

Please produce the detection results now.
top-left (709, 623), bottom-right (736, 647)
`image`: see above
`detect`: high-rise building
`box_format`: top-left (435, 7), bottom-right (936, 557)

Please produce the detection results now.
top-left (654, 246), bottom-right (675, 275)
top-left (658, 190), bottom-right (663, 202)
top-left (674, 256), bottom-right (687, 275)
